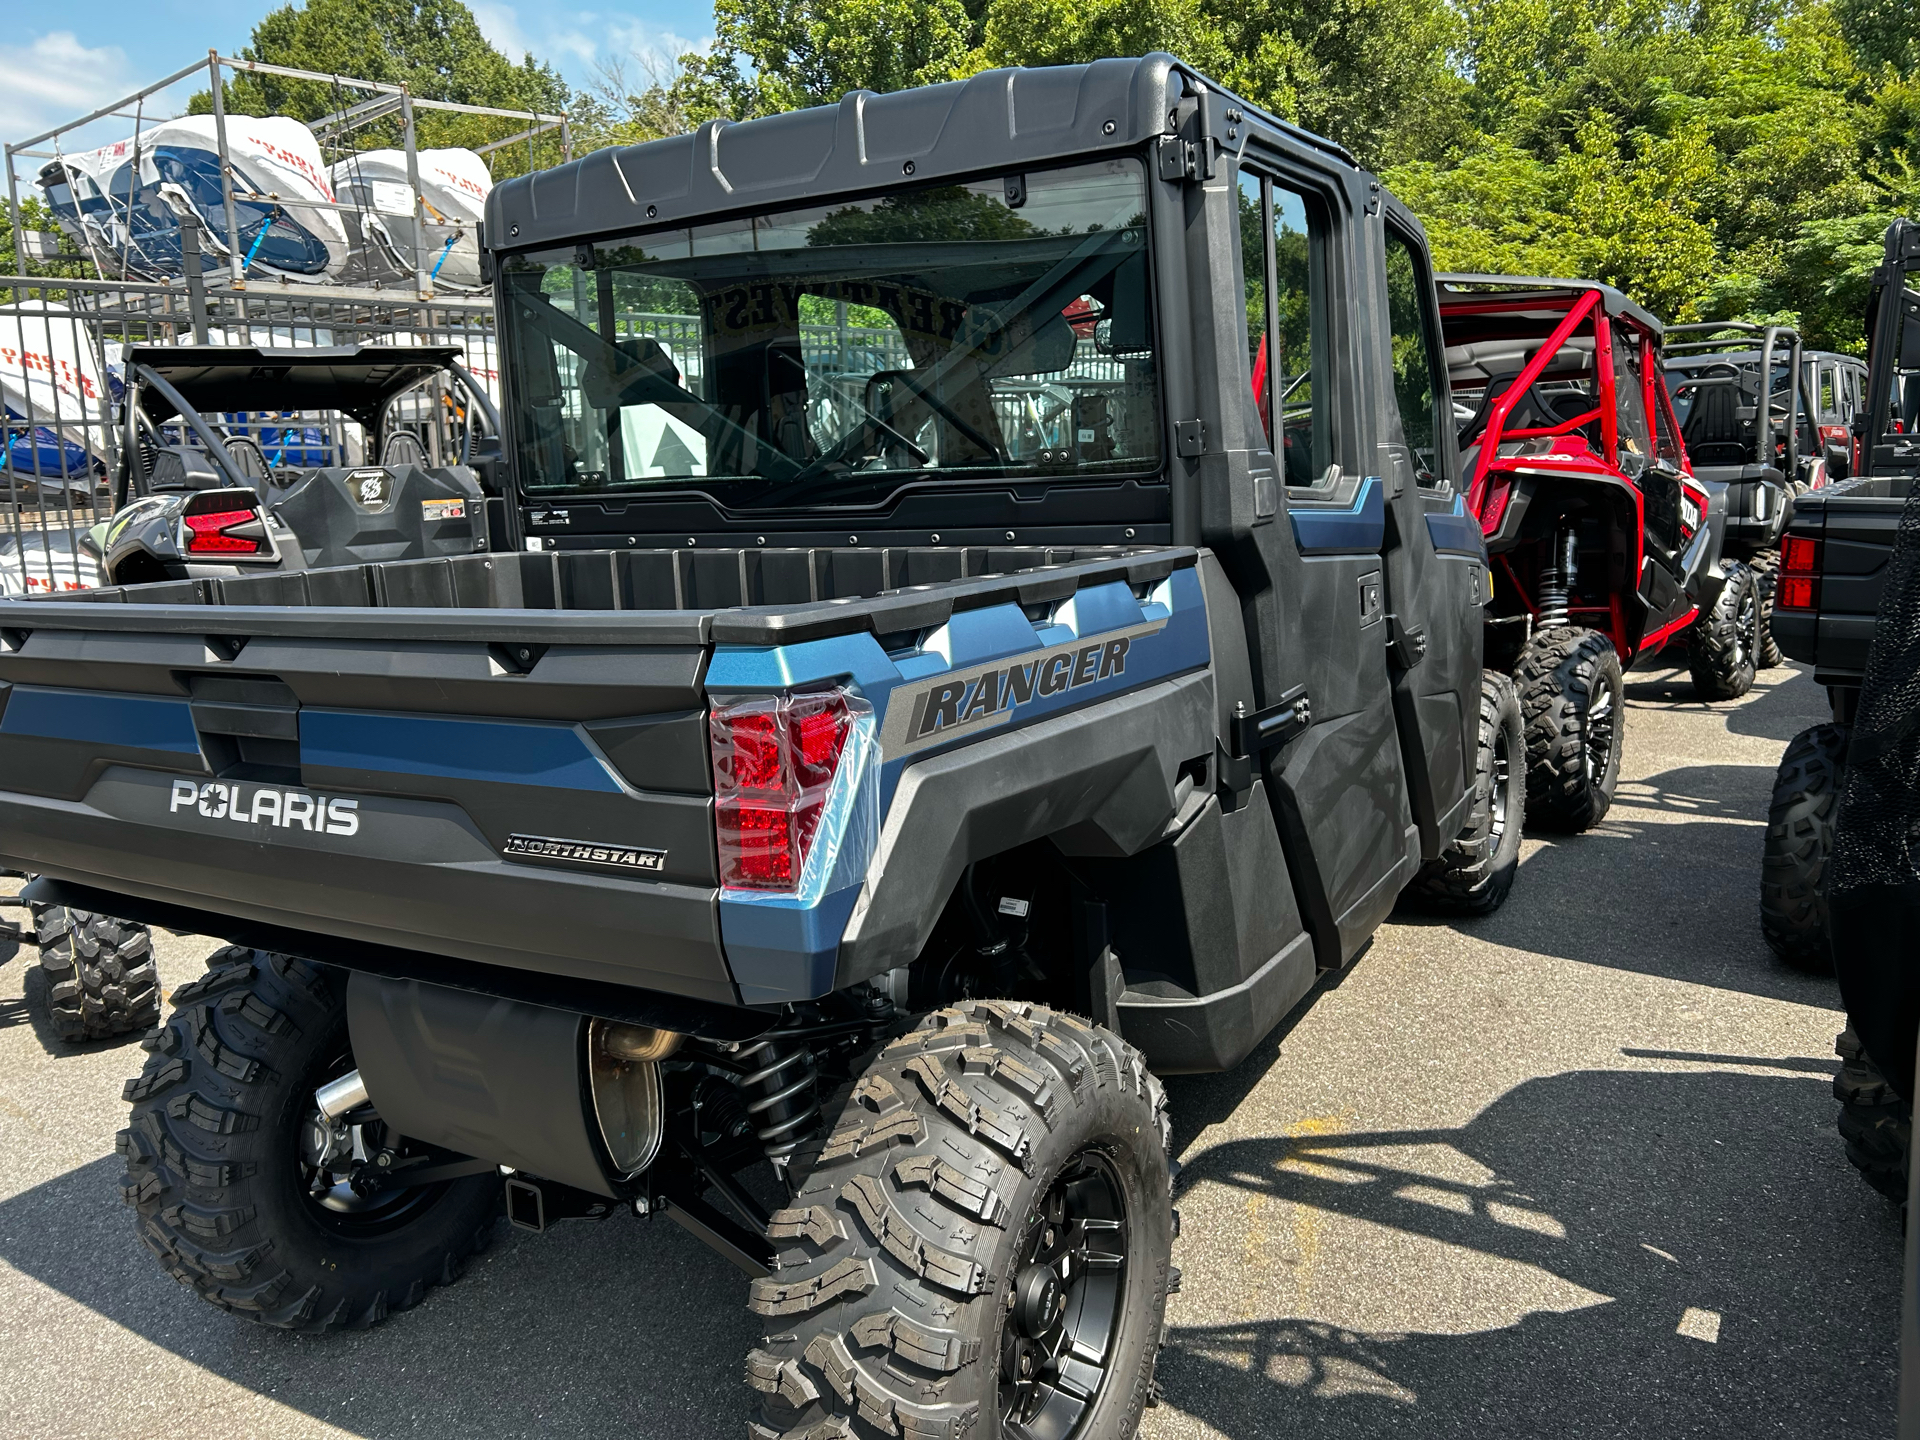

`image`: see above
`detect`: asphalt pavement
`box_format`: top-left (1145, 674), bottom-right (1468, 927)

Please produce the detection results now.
top-left (0, 658), bottom-right (1897, 1438)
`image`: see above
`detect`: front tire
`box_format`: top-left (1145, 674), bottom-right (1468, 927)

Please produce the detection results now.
top-left (1688, 561), bottom-right (1760, 701)
top-left (1835, 1026), bottom-right (1910, 1203)
top-left (33, 904), bottom-right (158, 1042)
top-left (1760, 723), bottom-right (1848, 973)
top-left (746, 1001), bottom-right (1173, 1440)
top-left (117, 950), bottom-right (500, 1331)
top-left (1408, 671), bottom-right (1524, 914)
top-left (1748, 549), bottom-right (1783, 669)
top-left (1515, 625), bottom-right (1624, 832)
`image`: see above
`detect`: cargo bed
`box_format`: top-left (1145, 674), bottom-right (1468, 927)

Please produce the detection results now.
top-left (0, 542), bottom-right (1201, 1020)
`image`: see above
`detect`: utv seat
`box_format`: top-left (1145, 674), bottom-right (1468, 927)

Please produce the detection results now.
top-left (1680, 372), bottom-right (1753, 466)
top-left (381, 431), bottom-right (428, 466)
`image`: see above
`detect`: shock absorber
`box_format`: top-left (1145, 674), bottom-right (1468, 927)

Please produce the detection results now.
top-left (1537, 524), bottom-right (1578, 629)
top-left (733, 1034), bottom-right (820, 1167)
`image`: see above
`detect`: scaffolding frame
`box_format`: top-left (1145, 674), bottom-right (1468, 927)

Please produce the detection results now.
top-left (4, 49), bottom-right (569, 300)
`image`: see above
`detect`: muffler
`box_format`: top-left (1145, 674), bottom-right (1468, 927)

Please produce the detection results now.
top-left (346, 974), bottom-right (674, 1198)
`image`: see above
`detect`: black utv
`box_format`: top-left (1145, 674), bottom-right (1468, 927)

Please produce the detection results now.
top-left (95, 344), bottom-right (508, 587)
top-left (5, 56), bottom-right (1515, 1439)
top-left (1664, 323), bottom-right (1816, 672)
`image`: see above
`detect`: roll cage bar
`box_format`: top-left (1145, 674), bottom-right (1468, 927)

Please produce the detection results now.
top-left (1863, 218), bottom-right (1920, 474)
top-left (1664, 322), bottom-right (1806, 475)
top-left (1436, 274), bottom-right (1673, 514)
top-left (117, 345), bottom-right (502, 505)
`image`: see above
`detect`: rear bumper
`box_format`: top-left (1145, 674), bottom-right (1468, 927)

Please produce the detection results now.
top-left (0, 765), bottom-right (738, 1006)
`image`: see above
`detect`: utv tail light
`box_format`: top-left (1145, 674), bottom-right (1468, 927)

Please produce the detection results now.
top-left (1778, 534), bottom-right (1820, 611)
top-left (710, 688), bottom-right (868, 891)
top-left (181, 490), bottom-right (267, 556)
top-left (1679, 482), bottom-right (1707, 541)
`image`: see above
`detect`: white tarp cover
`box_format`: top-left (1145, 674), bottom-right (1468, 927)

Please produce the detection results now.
top-left (0, 301), bottom-right (110, 453)
top-left (43, 114), bottom-right (349, 282)
top-left (330, 147), bottom-right (492, 291)
top-left (0, 528), bottom-right (104, 596)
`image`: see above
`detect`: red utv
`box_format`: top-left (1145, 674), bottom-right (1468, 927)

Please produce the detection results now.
top-left (1437, 275), bottom-right (1716, 831)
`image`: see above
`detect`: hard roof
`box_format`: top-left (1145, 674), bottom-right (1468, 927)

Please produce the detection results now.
top-left (123, 344), bottom-right (464, 422)
top-left (485, 55), bottom-right (1362, 254)
top-left (1436, 273), bottom-right (1663, 337)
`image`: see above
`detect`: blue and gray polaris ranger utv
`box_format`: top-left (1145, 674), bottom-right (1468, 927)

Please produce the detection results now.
top-left (0, 55), bottom-right (1521, 1438)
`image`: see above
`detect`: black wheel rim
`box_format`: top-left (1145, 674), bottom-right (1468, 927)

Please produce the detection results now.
top-left (296, 1046), bottom-right (449, 1237)
top-left (1489, 722), bottom-right (1512, 845)
top-left (1000, 1149), bottom-right (1129, 1440)
top-left (1583, 678), bottom-right (1616, 788)
top-left (1735, 585), bottom-right (1759, 668)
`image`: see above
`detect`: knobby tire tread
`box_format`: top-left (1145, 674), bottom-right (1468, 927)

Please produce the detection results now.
top-left (744, 1000), bottom-right (1173, 1440)
top-left (1408, 671), bottom-right (1524, 914)
top-left (1514, 626), bottom-right (1624, 833)
top-left (1688, 561), bottom-right (1758, 701)
top-left (1761, 724), bottom-right (1848, 973)
top-left (34, 905), bottom-right (159, 1042)
top-left (116, 949), bottom-right (499, 1333)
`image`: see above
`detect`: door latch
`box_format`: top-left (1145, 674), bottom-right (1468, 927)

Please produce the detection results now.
top-left (1230, 685), bottom-right (1312, 759)
top-left (1387, 615), bottom-right (1428, 669)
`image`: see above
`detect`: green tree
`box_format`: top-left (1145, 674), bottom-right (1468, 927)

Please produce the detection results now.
top-left (190, 0), bottom-right (570, 175)
top-left (675, 0), bottom-right (978, 119)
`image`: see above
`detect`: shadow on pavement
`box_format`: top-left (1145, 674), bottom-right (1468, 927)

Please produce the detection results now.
top-left (1394, 760), bottom-right (1839, 1006)
top-left (1622, 663), bottom-right (1824, 747)
top-left (0, 1153), bottom-right (758, 1439)
top-left (1161, 1065), bottom-right (1900, 1438)
top-left (0, 1068), bottom-right (1892, 1438)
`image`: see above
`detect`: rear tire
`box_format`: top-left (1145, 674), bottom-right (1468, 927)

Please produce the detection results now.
top-left (1748, 549), bottom-right (1783, 669)
top-left (1408, 671), bottom-right (1524, 914)
top-left (33, 904), bottom-right (159, 1042)
top-left (1835, 1027), bottom-right (1910, 1203)
top-left (1760, 723), bottom-right (1847, 973)
top-left (116, 949), bottom-right (500, 1331)
top-left (1515, 625), bottom-right (1624, 832)
top-left (1688, 561), bottom-right (1760, 701)
top-left (745, 1000), bottom-right (1173, 1440)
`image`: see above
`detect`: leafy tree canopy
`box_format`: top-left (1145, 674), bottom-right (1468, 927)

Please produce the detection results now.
top-left (618, 0), bottom-right (1918, 349)
top-left (189, 0), bottom-right (570, 176)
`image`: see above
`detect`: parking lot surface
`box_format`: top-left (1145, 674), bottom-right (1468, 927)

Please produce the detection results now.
top-left (0, 660), bottom-right (1898, 1438)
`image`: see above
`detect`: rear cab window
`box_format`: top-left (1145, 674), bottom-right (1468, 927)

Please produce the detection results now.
top-left (497, 159), bottom-right (1162, 512)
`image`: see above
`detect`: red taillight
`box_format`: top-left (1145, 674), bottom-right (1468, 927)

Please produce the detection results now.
top-left (1679, 482), bottom-right (1708, 541)
top-left (1778, 535), bottom-right (1820, 611)
top-left (711, 690), bottom-right (857, 891)
top-left (183, 507), bottom-right (264, 555)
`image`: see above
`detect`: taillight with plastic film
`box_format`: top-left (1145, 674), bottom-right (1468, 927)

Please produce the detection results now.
top-left (710, 688), bottom-right (872, 893)
top-left (181, 491), bottom-right (267, 556)
top-left (1778, 534), bottom-right (1820, 611)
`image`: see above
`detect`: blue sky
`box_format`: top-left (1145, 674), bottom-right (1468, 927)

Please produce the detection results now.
top-left (2, 0), bottom-right (716, 155)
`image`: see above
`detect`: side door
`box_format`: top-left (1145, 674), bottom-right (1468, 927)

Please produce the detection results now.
top-left (1235, 159), bottom-right (1419, 965)
top-left (1621, 328), bottom-right (1696, 629)
top-left (1372, 213), bottom-right (1482, 855)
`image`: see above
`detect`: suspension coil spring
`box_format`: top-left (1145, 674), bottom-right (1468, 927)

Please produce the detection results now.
top-left (1537, 526), bottom-right (1578, 629)
top-left (734, 1035), bottom-right (821, 1164)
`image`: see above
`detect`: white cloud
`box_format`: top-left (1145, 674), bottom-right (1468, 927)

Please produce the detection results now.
top-left (470, 2), bottom-right (533, 61)
top-left (465, 2), bottom-right (714, 89)
top-left (0, 33), bottom-right (214, 169)
top-left (0, 34), bottom-right (143, 148)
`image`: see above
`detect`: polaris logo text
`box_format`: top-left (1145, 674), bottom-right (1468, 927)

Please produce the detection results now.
top-left (875, 618), bottom-right (1169, 758)
top-left (170, 780), bottom-right (359, 835)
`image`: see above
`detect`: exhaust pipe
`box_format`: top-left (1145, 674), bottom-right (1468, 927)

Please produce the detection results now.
top-left (314, 1069), bottom-right (369, 1120)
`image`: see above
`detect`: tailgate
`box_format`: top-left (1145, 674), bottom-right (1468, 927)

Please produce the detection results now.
top-left (0, 613), bottom-right (735, 1005)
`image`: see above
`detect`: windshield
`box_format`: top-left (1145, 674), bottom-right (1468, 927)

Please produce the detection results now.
top-left (498, 158), bottom-right (1159, 511)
